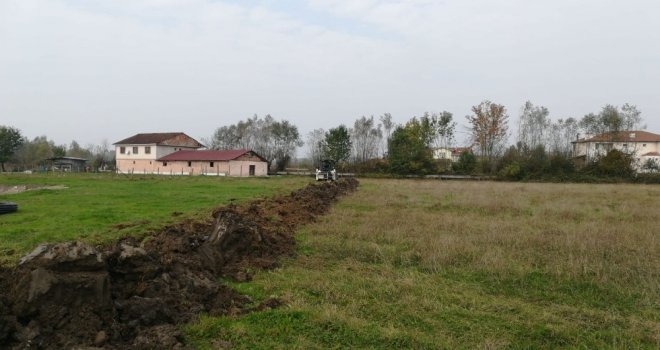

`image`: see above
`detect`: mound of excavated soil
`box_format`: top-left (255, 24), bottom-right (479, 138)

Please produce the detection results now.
top-left (0, 178), bottom-right (358, 349)
top-left (0, 185), bottom-right (67, 195)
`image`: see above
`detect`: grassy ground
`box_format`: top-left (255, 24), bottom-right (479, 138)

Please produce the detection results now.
top-left (185, 179), bottom-right (660, 349)
top-left (0, 173), bottom-right (310, 265)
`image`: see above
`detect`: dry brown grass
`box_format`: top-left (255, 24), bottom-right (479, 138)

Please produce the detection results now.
top-left (343, 180), bottom-right (659, 293)
top-left (186, 179), bottom-right (660, 349)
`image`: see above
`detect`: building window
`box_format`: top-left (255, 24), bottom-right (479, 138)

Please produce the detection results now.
top-left (133, 161), bottom-right (135, 164)
top-left (133, 146), bottom-right (138, 154)
top-left (188, 161), bottom-right (192, 167)
top-left (145, 146), bottom-right (151, 154)
top-left (210, 161), bottom-right (214, 167)
top-left (163, 162), bottom-right (167, 166)
top-left (120, 147), bottom-right (126, 154)
top-left (643, 144), bottom-right (647, 147)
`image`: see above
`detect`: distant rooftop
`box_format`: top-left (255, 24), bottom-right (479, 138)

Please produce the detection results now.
top-left (573, 130), bottom-right (660, 143)
top-left (114, 132), bottom-right (204, 148)
top-left (157, 149), bottom-right (266, 162)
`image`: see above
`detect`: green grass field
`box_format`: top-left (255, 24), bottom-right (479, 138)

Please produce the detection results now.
top-left (0, 173), bottom-right (310, 265)
top-left (184, 179), bottom-right (660, 349)
top-left (2, 175), bottom-right (658, 348)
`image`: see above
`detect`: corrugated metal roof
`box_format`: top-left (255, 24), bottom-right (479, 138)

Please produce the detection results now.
top-left (113, 132), bottom-right (204, 148)
top-left (573, 130), bottom-right (660, 143)
top-left (157, 149), bottom-right (265, 162)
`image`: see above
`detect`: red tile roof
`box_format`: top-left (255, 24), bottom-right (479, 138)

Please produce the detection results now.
top-left (642, 152), bottom-right (660, 157)
top-left (574, 130), bottom-right (660, 143)
top-left (114, 132), bottom-right (204, 148)
top-left (451, 147), bottom-right (472, 156)
top-left (157, 149), bottom-right (265, 162)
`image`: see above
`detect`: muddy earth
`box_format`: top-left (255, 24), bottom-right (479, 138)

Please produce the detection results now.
top-left (0, 178), bottom-right (358, 349)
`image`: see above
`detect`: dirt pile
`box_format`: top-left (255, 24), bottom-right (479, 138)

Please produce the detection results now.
top-left (0, 178), bottom-right (358, 349)
top-left (0, 185), bottom-right (67, 195)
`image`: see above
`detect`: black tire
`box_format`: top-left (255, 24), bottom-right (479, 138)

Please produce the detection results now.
top-left (0, 202), bottom-right (18, 215)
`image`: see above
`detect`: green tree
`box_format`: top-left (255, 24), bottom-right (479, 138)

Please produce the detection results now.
top-left (324, 125), bottom-right (351, 163)
top-left (453, 151), bottom-right (477, 174)
top-left (13, 136), bottom-right (55, 170)
top-left (387, 118), bottom-right (435, 175)
top-left (0, 126), bottom-right (24, 172)
top-left (52, 144), bottom-right (67, 157)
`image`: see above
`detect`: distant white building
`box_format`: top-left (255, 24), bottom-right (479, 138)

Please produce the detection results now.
top-left (571, 130), bottom-right (660, 171)
top-left (113, 132), bottom-right (268, 176)
top-left (432, 147), bottom-right (473, 163)
top-left (114, 132), bottom-right (204, 174)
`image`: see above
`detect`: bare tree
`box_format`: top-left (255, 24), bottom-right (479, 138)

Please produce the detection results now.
top-left (271, 119), bottom-right (303, 171)
top-left (306, 129), bottom-right (326, 164)
top-left (517, 101), bottom-right (550, 151)
top-left (429, 111), bottom-right (456, 150)
top-left (210, 114), bottom-right (302, 171)
top-left (620, 103), bottom-right (645, 130)
top-left (579, 103), bottom-right (645, 139)
top-left (87, 139), bottom-right (113, 170)
top-left (548, 117), bottom-right (579, 156)
top-left (379, 113), bottom-right (394, 156)
top-left (350, 116), bottom-right (382, 164)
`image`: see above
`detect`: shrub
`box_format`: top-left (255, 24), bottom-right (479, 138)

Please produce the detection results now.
top-left (592, 150), bottom-right (635, 178)
top-left (452, 151), bottom-right (477, 174)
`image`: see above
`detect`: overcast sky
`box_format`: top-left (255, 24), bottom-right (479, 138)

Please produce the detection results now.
top-left (1, 0), bottom-right (659, 150)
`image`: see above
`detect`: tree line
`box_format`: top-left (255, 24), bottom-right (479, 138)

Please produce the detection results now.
top-left (298, 100), bottom-right (654, 179)
top-left (0, 128), bottom-right (114, 172)
top-left (2, 99), bottom-right (656, 180)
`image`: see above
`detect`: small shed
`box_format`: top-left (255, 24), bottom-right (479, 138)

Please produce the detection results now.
top-left (46, 157), bottom-right (88, 172)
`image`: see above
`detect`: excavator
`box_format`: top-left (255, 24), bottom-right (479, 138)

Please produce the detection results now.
top-left (315, 159), bottom-right (337, 181)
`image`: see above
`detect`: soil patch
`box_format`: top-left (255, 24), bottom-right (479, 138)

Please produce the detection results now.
top-left (0, 178), bottom-right (358, 349)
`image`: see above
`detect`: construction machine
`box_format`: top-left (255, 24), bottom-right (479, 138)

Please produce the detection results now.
top-left (315, 159), bottom-right (337, 181)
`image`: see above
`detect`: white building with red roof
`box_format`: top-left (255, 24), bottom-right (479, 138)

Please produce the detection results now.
top-left (572, 130), bottom-right (660, 171)
top-left (158, 149), bottom-right (267, 176)
top-left (113, 133), bottom-right (267, 176)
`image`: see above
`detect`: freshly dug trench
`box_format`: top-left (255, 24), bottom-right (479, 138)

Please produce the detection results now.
top-left (0, 178), bottom-right (358, 349)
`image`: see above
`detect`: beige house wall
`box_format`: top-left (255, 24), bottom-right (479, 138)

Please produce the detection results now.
top-left (116, 159), bottom-right (161, 174)
top-left (115, 145), bottom-right (199, 173)
top-left (118, 159), bottom-right (267, 176)
top-left (115, 144), bottom-right (197, 161)
top-left (432, 148), bottom-right (452, 161)
top-left (227, 160), bottom-right (268, 176)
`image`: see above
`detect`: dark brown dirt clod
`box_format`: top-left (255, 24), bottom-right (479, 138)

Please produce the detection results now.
top-left (0, 178), bottom-right (358, 349)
